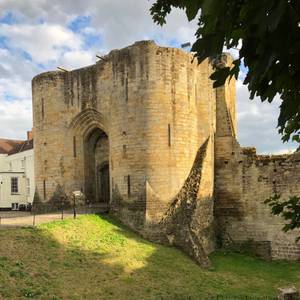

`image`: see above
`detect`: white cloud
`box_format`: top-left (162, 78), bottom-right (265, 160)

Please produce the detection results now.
top-left (0, 48), bottom-right (38, 79)
top-left (236, 80), bottom-right (297, 154)
top-left (0, 0), bottom-right (298, 154)
top-left (0, 23), bottom-right (83, 63)
top-left (272, 149), bottom-right (296, 155)
top-left (58, 50), bottom-right (94, 70)
top-left (0, 78), bottom-right (31, 100)
top-left (0, 98), bottom-right (32, 139)
top-left (0, 1), bottom-right (197, 50)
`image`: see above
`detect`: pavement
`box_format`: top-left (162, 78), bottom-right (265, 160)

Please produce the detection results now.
top-left (0, 206), bottom-right (107, 227)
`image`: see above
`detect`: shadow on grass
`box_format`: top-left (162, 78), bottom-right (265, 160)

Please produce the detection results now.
top-left (0, 214), bottom-right (299, 300)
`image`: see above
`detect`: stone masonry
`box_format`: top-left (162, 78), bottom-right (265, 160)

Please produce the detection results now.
top-left (32, 41), bottom-right (300, 265)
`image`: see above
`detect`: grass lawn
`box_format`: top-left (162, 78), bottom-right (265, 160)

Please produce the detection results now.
top-left (0, 214), bottom-right (299, 299)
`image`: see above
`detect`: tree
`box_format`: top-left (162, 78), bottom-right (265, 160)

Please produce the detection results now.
top-left (150, 0), bottom-right (300, 143)
top-left (265, 195), bottom-right (300, 242)
top-left (150, 0), bottom-right (300, 238)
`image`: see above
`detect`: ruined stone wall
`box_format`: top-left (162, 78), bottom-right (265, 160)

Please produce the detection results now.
top-left (214, 83), bottom-right (300, 260)
top-left (33, 40), bottom-right (300, 263)
top-left (215, 141), bottom-right (300, 260)
top-left (213, 54), bottom-right (237, 139)
top-left (213, 54), bottom-right (300, 260)
top-left (32, 41), bottom-right (217, 239)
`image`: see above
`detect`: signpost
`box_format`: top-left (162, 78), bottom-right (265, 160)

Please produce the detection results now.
top-left (72, 191), bottom-right (83, 219)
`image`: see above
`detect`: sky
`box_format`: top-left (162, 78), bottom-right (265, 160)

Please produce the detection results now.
top-left (0, 0), bottom-right (297, 154)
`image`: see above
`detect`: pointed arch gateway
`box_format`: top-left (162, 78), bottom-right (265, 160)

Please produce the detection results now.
top-left (69, 109), bottom-right (110, 207)
top-left (69, 108), bottom-right (109, 135)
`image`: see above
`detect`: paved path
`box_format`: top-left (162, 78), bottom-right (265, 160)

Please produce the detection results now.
top-left (0, 207), bottom-right (106, 227)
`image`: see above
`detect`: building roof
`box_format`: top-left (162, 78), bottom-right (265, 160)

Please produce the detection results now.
top-left (0, 138), bottom-right (23, 154)
top-left (0, 138), bottom-right (33, 155)
top-left (8, 139), bottom-right (33, 155)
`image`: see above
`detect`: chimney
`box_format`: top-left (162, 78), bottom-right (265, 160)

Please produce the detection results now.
top-left (27, 130), bottom-right (33, 141)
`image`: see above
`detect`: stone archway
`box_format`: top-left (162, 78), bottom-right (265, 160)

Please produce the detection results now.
top-left (68, 109), bottom-right (110, 206)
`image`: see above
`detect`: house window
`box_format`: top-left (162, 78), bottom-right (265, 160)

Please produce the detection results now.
top-left (26, 178), bottom-right (30, 196)
top-left (9, 162), bottom-right (12, 171)
top-left (11, 177), bottom-right (18, 194)
top-left (21, 159), bottom-right (25, 169)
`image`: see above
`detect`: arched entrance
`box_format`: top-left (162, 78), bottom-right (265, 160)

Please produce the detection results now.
top-left (83, 127), bottom-right (110, 205)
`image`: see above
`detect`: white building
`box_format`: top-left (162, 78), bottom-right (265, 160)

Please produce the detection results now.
top-left (0, 132), bottom-right (34, 210)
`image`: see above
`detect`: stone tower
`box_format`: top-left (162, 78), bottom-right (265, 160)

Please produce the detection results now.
top-left (32, 40), bottom-right (300, 265)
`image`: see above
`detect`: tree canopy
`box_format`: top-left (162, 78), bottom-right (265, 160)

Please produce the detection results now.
top-left (150, 0), bottom-right (300, 143)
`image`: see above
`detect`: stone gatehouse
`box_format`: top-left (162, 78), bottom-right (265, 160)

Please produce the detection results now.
top-left (32, 40), bottom-right (300, 266)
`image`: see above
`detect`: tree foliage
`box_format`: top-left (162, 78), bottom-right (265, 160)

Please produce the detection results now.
top-left (265, 194), bottom-right (300, 242)
top-left (150, 0), bottom-right (300, 143)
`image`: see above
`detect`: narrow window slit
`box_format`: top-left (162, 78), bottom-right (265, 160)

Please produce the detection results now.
top-left (127, 175), bottom-right (131, 196)
top-left (41, 98), bottom-right (45, 120)
top-left (125, 75), bottom-right (128, 102)
top-left (123, 145), bottom-right (127, 158)
top-left (168, 124), bottom-right (171, 147)
top-left (43, 180), bottom-right (46, 200)
top-left (73, 136), bottom-right (77, 157)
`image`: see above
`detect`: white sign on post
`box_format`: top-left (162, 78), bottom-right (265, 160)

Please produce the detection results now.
top-left (73, 191), bottom-right (82, 197)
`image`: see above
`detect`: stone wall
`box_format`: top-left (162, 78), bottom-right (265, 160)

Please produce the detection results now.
top-left (215, 146), bottom-right (300, 260)
top-left (213, 54), bottom-right (300, 260)
top-left (158, 138), bottom-right (214, 267)
top-left (32, 40), bottom-right (217, 251)
top-left (215, 139), bottom-right (300, 260)
top-left (32, 40), bottom-right (300, 263)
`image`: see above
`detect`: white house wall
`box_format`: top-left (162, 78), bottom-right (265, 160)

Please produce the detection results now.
top-left (0, 149), bottom-right (34, 209)
top-left (0, 173), bottom-right (27, 208)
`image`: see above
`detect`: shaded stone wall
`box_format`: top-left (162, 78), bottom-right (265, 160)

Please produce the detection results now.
top-left (214, 80), bottom-right (300, 260)
top-left (215, 145), bottom-right (300, 260)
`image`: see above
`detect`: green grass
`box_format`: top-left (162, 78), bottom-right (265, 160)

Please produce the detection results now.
top-left (0, 214), bottom-right (299, 299)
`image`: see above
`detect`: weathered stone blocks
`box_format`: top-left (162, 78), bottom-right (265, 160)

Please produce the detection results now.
top-left (32, 40), bottom-right (300, 264)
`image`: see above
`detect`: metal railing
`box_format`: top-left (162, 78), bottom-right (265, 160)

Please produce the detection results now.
top-left (0, 204), bottom-right (108, 227)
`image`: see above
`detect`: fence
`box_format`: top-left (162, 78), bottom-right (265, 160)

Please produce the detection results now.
top-left (0, 205), bottom-right (107, 227)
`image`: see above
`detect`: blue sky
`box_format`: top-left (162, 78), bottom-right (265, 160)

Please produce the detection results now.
top-left (0, 11), bottom-right (19, 25)
top-left (0, 0), bottom-right (297, 153)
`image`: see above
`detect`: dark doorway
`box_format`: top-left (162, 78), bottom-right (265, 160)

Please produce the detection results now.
top-left (83, 128), bottom-right (109, 204)
top-left (99, 163), bottom-right (110, 203)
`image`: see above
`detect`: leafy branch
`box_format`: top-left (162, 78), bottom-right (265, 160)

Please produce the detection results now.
top-left (264, 194), bottom-right (300, 242)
